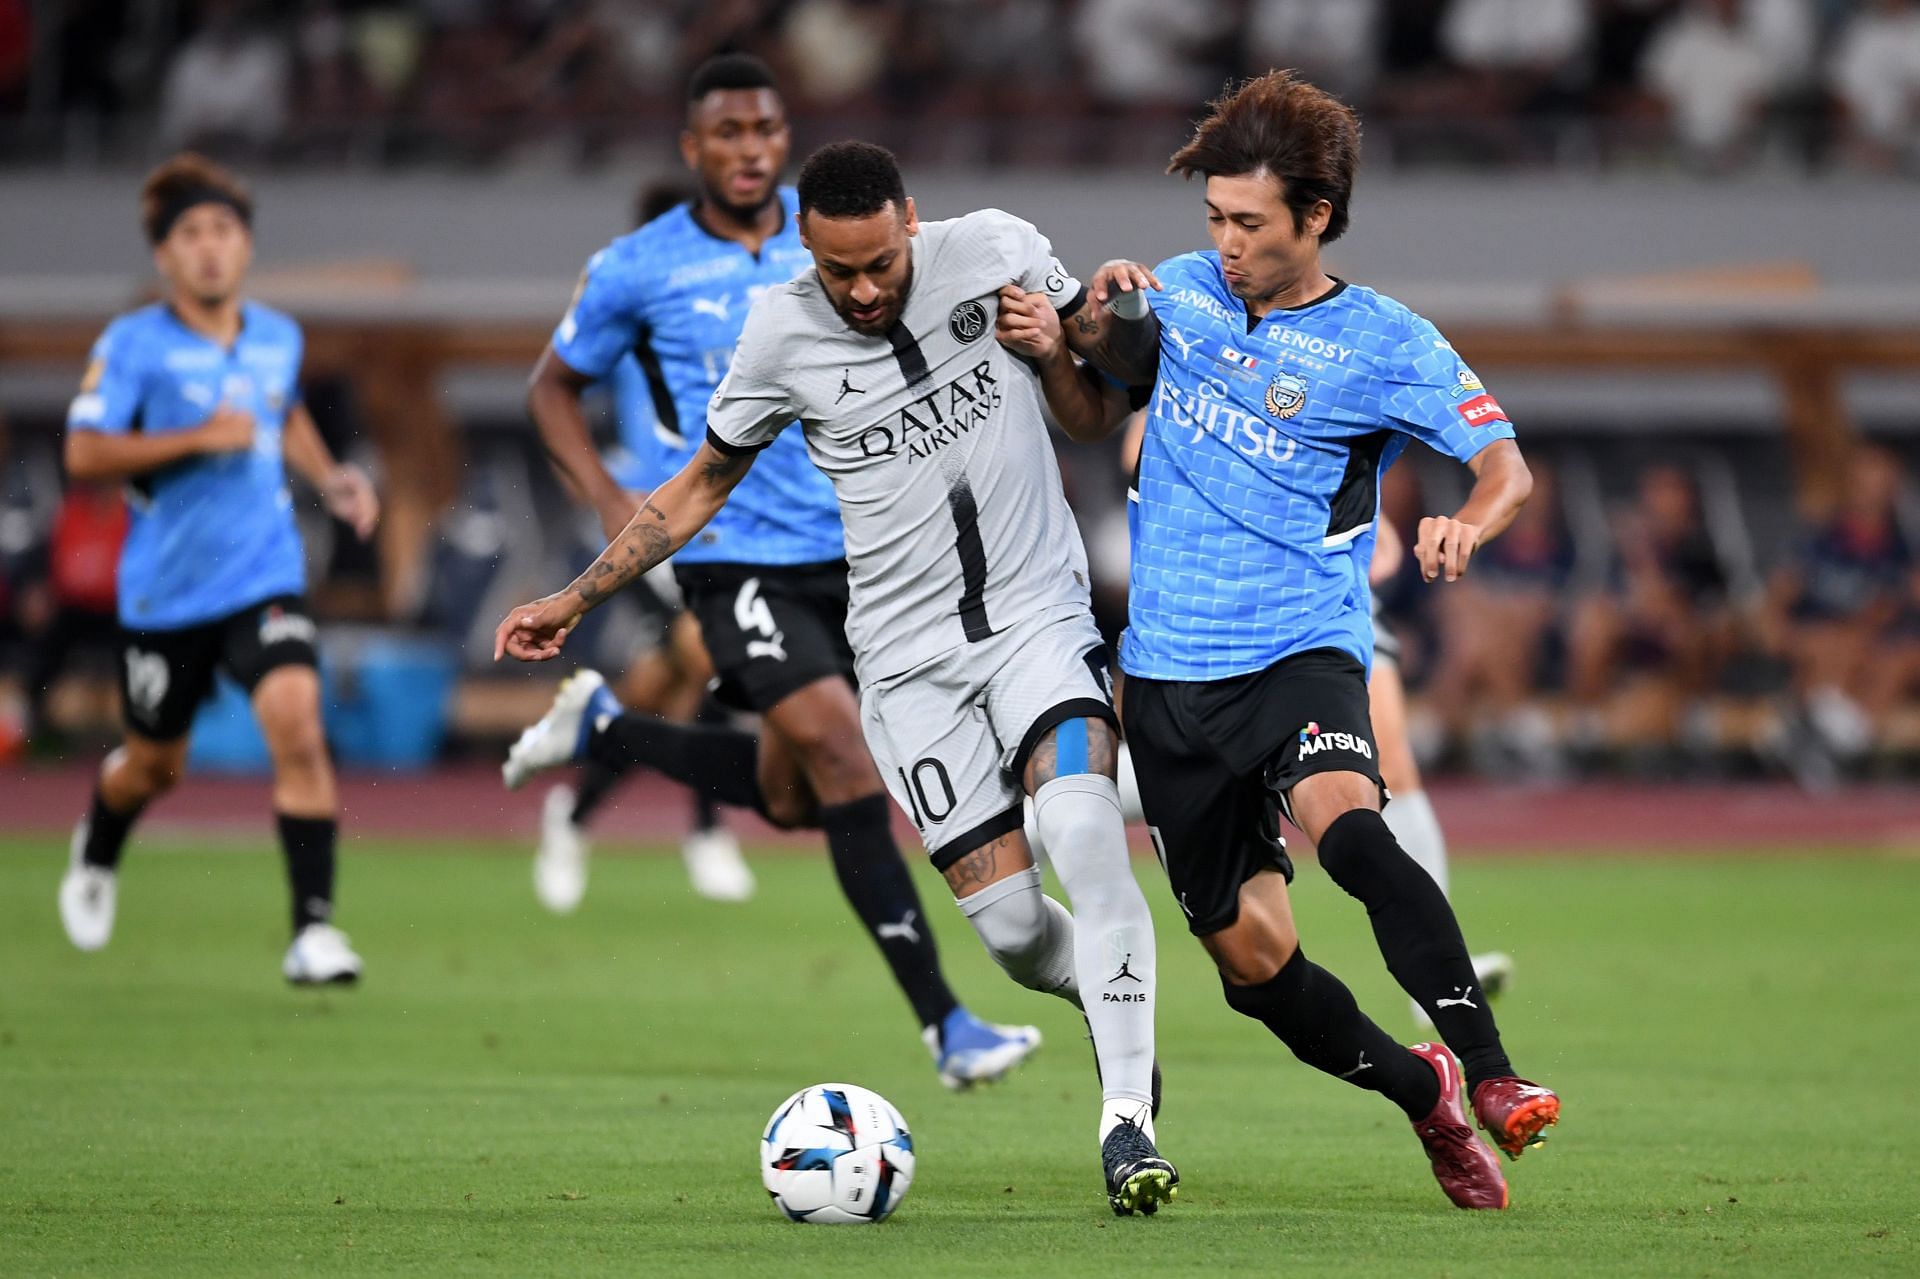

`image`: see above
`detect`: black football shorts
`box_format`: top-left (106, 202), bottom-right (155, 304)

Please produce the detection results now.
top-left (118, 594), bottom-right (319, 742)
top-left (1122, 647), bottom-right (1384, 937)
top-left (674, 560), bottom-right (858, 713)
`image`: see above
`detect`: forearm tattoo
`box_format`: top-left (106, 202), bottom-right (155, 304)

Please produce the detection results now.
top-left (1076, 308), bottom-right (1159, 386)
top-left (566, 500), bottom-right (672, 609)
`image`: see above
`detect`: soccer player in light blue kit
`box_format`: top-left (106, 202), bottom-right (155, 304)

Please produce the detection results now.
top-left (502, 56), bottom-right (1040, 1089)
top-left (530, 181), bottom-right (752, 912)
top-left (1012, 71), bottom-right (1561, 1210)
top-left (57, 153), bottom-right (379, 984)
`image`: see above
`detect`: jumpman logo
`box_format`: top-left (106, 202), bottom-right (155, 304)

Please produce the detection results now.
top-left (835, 369), bottom-right (864, 404)
top-left (1435, 985), bottom-right (1479, 1011)
top-left (1339, 1051), bottom-right (1372, 1079)
top-left (1109, 954), bottom-right (1142, 983)
top-left (876, 910), bottom-right (920, 945)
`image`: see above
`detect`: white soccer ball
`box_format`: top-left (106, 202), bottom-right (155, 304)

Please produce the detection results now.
top-left (760, 1082), bottom-right (915, 1224)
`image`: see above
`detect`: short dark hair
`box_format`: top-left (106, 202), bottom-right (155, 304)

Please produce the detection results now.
top-left (634, 181), bottom-right (691, 229)
top-left (796, 141), bottom-right (906, 220)
top-left (1168, 70), bottom-right (1361, 244)
top-left (140, 152), bottom-right (253, 245)
top-left (686, 52), bottom-right (777, 105)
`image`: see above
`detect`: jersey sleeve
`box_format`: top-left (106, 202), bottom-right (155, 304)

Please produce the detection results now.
top-left (1379, 312), bottom-right (1515, 462)
top-left (551, 248), bottom-right (643, 381)
top-left (982, 209), bottom-right (1085, 316)
top-left (66, 321), bottom-right (147, 435)
top-left (704, 297), bottom-right (798, 455)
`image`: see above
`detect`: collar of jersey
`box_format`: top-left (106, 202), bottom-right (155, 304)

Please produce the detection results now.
top-left (1231, 273), bottom-right (1349, 331)
top-left (163, 298), bottom-right (255, 351)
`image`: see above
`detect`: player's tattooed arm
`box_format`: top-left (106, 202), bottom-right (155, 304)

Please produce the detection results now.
top-left (493, 441), bottom-right (755, 662)
top-left (998, 286), bottom-right (1131, 442)
top-left (1063, 259), bottom-right (1163, 387)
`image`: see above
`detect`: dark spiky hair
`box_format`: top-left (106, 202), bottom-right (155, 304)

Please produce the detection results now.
top-left (796, 141), bottom-right (906, 220)
top-left (1168, 70), bottom-right (1361, 243)
top-left (686, 52), bottom-right (777, 105)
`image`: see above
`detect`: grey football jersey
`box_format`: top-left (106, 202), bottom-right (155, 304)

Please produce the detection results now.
top-left (706, 209), bottom-right (1092, 682)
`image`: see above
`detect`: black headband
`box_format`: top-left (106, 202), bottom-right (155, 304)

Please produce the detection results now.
top-left (149, 185), bottom-right (250, 244)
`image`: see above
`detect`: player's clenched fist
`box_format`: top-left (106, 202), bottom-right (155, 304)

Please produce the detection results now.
top-left (1415, 515), bottom-right (1481, 583)
top-left (995, 285), bottom-right (1063, 360)
top-left (494, 593), bottom-right (582, 662)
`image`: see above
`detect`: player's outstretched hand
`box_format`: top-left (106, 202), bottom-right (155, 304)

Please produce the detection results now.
top-left (1089, 260), bottom-right (1163, 310)
top-left (1415, 515), bottom-right (1482, 583)
top-left (196, 405), bottom-right (255, 454)
top-left (494, 593), bottom-right (582, 663)
top-left (995, 286), bottom-right (1063, 360)
top-left (322, 463), bottom-right (380, 541)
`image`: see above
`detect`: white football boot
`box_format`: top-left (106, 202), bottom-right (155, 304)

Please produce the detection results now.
top-left (503, 670), bottom-right (621, 791)
top-left (284, 923), bottom-right (364, 985)
top-left (681, 826), bottom-right (754, 903)
top-left (534, 783), bottom-right (590, 914)
top-left (58, 819), bottom-right (117, 952)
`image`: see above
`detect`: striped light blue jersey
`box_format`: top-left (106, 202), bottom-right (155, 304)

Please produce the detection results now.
top-left (552, 188), bottom-right (844, 565)
top-left (1121, 254), bottom-right (1516, 682)
top-left (67, 301), bottom-right (307, 630)
top-left (600, 353), bottom-right (669, 492)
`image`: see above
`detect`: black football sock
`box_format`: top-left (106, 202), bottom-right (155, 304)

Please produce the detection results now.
top-left (1220, 946), bottom-right (1439, 1120)
top-left (587, 711), bottom-right (768, 815)
top-left (81, 787), bottom-right (143, 871)
top-left (276, 813), bottom-right (337, 934)
top-left (1315, 808), bottom-right (1516, 1092)
top-left (569, 756), bottom-right (626, 828)
top-left (821, 794), bottom-right (959, 1031)
top-left (691, 788), bottom-right (720, 834)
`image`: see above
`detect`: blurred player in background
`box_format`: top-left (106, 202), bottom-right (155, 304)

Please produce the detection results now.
top-left (1012, 70), bottom-right (1559, 1210)
top-left (497, 141), bottom-right (1176, 1217)
top-left (532, 179), bottom-right (749, 911)
top-left (505, 57), bottom-right (1041, 1092)
top-left (1368, 516), bottom-right (1513, 1029)
top-left (58, 153), bottom-right (379, 984)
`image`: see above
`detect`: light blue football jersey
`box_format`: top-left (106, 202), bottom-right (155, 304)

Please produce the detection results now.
top-left (1121, 254), bottom-right (1517, 682)
top-left (599, 353), bottom-right (670, 492)
top-left (552, 188), bottom-right (845, 566)
top-left (67, 301), bottom-right (307, 630)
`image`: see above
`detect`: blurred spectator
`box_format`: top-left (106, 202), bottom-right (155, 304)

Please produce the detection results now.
top-left (1440, 0), bottom-right (1590, 85)
top-left (1766, 444), bottom-right (1915, 770)
top-left (1243, 0), bottom-right (1383, 106)
top-left (1828, 0), bottom-right (1920, 169)
top-left (1640, 0), bottom-right (1789, 164)
top-left (1566, 463), bottom-right (1738, 764)
top-left (779, 0), bottom-right (903, 109)
top-left (17, 482), bottom-right (125, 746)
top-left (1425, 462), bottom-right (1578, 777)
top-left (1070, 0), bottom-right (1237, 112)
top-left (158, 0), bottom-right (292, 153)
top-left (924, 0), bottom-right (1074, 162)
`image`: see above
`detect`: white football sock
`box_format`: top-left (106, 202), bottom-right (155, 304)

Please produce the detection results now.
top-left (1115, 741), bottom-right (1144, 825)
top-left (1385, 787), bottom-right (1449, 898)
top-left (956, 866), bottom-right (1079, 1004)
top-left (1099, 1096), bottom-right (1156, 1146)
top-left (1036, 774), bottom-right (1157, 1131)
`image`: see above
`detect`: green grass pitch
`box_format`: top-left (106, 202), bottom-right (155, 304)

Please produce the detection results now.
top-left (2, 836), bottom-right (1916, 1277)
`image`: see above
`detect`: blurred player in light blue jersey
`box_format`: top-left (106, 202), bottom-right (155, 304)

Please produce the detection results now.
top-left (530, 182), bottom-right (752, 912)
top-left (502, 56), bottom-right (1041, 1091)
top-left (1005, 71), bottom-right (1560, 1210)
top-left (57, 153), bottom-right (379, 985)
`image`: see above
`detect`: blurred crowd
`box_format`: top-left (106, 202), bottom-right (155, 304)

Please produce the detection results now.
top-left (5, 0), bottom-right (1918, 170)
top-left (1356, 442), bottom-right (1920, 785)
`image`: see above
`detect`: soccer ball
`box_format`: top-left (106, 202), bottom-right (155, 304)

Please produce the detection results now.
top-left (760, 1082), bottom-right (915, 1224)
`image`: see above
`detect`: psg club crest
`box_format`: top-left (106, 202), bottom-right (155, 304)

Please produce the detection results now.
top-left (949, 300), bottom-right (989, 343)
top-left (1264, 371), bottom-right (1309, 419)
